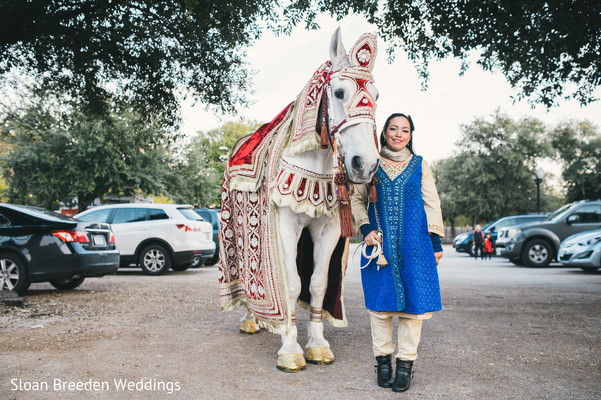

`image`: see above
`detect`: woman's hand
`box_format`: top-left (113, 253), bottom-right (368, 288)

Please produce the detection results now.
top-left (364, 230), bottom-right (382, 247)
top-left (434, 251), bottom-right (443, 265)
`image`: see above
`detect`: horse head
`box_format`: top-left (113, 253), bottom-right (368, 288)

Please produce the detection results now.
top-left (325, 28), bottom-right (380, 184)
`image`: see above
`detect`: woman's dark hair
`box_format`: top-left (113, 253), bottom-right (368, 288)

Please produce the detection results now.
top-left (379, 113), bottom-right (415, 154)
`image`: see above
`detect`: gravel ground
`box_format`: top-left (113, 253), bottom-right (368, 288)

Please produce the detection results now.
top-left (1, 245), bottom-right (600, 399)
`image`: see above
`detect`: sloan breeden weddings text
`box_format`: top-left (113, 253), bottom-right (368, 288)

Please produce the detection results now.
top-left (10, 377), bottom-right (181, 395)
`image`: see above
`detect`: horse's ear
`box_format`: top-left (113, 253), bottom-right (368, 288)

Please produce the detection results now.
top-left (348, 33), bottom-right (378, 71)
top-left (329, 27), bottom-right (349, 68)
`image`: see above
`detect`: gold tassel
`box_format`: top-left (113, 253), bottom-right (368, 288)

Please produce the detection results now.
top-left (335, 173), bottom-right (354, 237)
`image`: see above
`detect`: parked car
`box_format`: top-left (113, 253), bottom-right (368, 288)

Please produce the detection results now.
top-left (0, 204), bottom-right (119, 294)
top-left (194, 208), bottom-right (220, 266)
top-left (502, 200), bottom-right (601, 267)
top-left (452, 214), bottom-right (549, 256)
top-left (495, 214), bottom-right (550, 255)
top-left (75, 204), bottom-right (215, 275)
top-left (557, 228), bottom-right (601, 272)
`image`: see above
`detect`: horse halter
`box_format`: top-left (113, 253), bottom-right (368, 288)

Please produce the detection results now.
top-left (319, 66), bottom-right (378, 152)
top-left (326, 67), bottom-right (377, 137)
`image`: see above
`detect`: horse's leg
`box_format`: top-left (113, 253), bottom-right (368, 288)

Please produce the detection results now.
top-left (276, 207), bottom-right (306, 372)
top-left (305, 214), bottom-right (341, 365)
top-left (240, 306), bottom-right (260, 334)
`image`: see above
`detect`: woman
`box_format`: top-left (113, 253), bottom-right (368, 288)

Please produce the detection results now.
top-left (351, 113), bottom-right (444, 392)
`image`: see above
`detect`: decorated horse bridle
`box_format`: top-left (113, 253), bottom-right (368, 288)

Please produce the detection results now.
top-left (316, 34), bottom-right (379, 237)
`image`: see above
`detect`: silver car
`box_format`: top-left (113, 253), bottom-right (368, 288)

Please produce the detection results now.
top-left (557, 228), bottom-right (601, 272)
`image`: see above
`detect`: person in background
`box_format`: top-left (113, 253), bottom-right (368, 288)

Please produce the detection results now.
top-left (483, 232), bottom-right (494, 260)
top-left (351, 113), bottom-right (444, 393)
top-left (473, 224), bottom-right (485, 260)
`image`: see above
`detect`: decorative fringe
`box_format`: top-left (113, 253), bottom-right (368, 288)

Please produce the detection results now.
top-left (334, 173), bottom-right (354, 237)
top-left (368, 176), bottom-right (378, 203)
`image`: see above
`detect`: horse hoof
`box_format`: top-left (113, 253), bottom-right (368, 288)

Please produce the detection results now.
top-left (240, 320), bottom-right (260, 334)
top-left (306, 347), bottom-right (335, 365)
top-left (277, 353), bottom-right (306, 372)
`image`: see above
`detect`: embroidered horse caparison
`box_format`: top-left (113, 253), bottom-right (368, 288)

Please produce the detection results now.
top-left (218, 28), bottom-right (379, 372)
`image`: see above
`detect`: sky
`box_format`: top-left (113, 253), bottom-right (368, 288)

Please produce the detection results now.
top-left (180, 14), bottom-right (601, 165)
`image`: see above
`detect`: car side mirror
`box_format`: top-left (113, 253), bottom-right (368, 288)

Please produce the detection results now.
top-left (567, 214), bottom-right (580, 224)
top-left (489, 227), bottom-right (496, 232)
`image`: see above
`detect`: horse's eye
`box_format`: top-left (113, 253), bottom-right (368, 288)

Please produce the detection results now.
top-left (334, 89), bottom-right (344, 99)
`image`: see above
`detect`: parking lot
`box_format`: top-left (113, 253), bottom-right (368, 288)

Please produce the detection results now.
top-left (1, 245), bottom-right (600, 399)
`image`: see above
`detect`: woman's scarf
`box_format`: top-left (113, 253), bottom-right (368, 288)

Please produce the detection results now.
top-left (380, 145), bottom-right (412, 162)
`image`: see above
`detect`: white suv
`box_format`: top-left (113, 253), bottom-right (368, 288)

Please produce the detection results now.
top-left (75, 204), bottom-right (215, 275)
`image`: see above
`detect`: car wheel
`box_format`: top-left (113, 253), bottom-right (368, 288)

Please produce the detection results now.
top-left (139, 244), bottom-right (172, 275)
top-left (50, 276), bottom-right (85, 290)
top-left (580, 267), bottom-right (600, 272)
top-left (0, 253), bottom-right (30, 295)
top-left (171, 264), bottom-right (191, 272)
top-left (521, 239), bottom-right (553, 267)
top-left (467, 241), bottom-right (474, 257)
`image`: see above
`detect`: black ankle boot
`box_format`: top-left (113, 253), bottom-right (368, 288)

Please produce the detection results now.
top-left (375, 355), bottom-right (393, 388)
top-left (392, 359), bottom-right (413, 392)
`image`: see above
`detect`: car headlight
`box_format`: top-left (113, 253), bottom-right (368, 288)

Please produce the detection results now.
top-left (507, 228), bottom-right (521, 239)
top-left (455, 233), bottom-right (468, 242)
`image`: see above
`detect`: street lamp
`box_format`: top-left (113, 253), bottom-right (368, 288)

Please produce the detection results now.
top-left (532, 168), bottom-right (545, 214)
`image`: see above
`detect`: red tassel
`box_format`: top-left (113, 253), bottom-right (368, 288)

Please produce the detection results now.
top-left (368, 177), bottom-right (378, 203)
top-left (335, 173), bottom-right (354, 237)
top-left (320, 121), bottom-right (329, 149)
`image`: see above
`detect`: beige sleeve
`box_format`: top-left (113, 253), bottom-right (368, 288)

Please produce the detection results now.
top-left (422, 159), bottom-right (445, 237)
top-left (350, 184), bottom-right (371, 235)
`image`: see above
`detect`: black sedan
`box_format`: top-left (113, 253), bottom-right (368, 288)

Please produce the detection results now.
top-left (0, 204), bottom-right (119, 294)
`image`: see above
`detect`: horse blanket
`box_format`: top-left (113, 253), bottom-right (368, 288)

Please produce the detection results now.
top-left (218, 61), bottom-right (349, 333)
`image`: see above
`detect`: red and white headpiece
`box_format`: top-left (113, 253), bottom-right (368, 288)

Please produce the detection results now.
top-left (327, 33), bottom-right (378, 136)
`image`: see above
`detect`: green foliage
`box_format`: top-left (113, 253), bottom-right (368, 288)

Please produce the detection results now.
top-left (278, 0), bottom-right (601, 107)
top-left (1, 0), bottom-right (599, 128)
top-left (550, 120), bottom-right (601, 202)
top-left (167, 119), bottom-right (263, 207)
top-left (0, 0), bottom-right (276, 126)
top-left (432, 111), bottom-right (560, 225)
top-left (0, 93), bottom-right (174, 211)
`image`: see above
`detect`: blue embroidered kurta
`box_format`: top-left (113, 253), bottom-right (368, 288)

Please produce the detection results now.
top-left (360, 156), bottom-right (442, 314)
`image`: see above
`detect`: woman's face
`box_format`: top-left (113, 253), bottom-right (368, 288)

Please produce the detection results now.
top-left (383, 116), bottom-right (412, 152)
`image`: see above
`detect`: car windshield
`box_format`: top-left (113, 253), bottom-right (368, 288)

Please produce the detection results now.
top-left (545, 204), bottom-right (573, 221)
top-left (178, 208), bottom-right (204, 221)
top-left (11, 205), bottom-right (76, 222)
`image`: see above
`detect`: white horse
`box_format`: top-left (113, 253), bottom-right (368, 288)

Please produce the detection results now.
top-left (219, 28), bottom-right (379, 372)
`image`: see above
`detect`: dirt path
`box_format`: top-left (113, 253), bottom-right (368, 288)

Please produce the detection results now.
top-left (1, 246), bottom-right (600, 399)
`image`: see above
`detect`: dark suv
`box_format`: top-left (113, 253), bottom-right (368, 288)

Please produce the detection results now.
top-left (501, 200), bottom-right (601, 267)
top-left (194, 208), bottom-right (220, 266)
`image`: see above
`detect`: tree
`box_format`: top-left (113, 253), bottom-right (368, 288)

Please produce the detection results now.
top-left (2, 1), bottom-right (599, 128)
top-left (0, 94), bottom-right (174, 211)
top-left (280, 0), bottom-right (601, 107)
top-left (431, 111), bottom-right (555, 225)
top-left (167, 119), bottom-right (262, 207)
top-left (550, 120), bottom-right (601, 201)
top-left (0, 0), bottom-right (275, 126)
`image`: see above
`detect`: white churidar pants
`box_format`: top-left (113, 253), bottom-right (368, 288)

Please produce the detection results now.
top-left (370, 313), bottom-right (423, 361)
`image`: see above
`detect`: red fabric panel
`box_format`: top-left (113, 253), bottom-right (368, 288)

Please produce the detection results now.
top-left (229, 102), bottom-right (293, 168)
